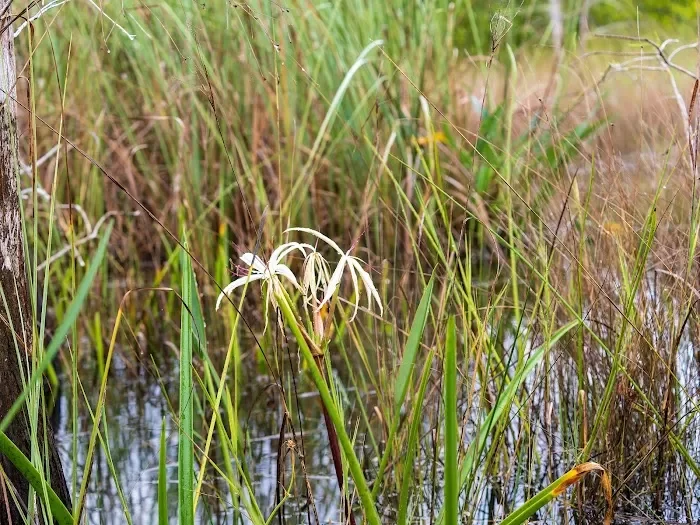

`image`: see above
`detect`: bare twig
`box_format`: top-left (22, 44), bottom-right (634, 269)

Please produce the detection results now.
top-left (591, 33), bottom-right (698, 80)
top-left (36, 210), bottom-right (138, 272)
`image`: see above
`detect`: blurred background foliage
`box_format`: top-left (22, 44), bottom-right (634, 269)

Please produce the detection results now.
top-left (454, 0), bottom-right (697, 55)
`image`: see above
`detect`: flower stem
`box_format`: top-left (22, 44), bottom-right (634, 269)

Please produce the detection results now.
top-left (275, 293), bottom-right (381, 525)
top-left (315, 354), bottom-right (357, 525)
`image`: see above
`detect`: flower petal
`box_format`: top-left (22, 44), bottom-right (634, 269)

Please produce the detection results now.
top-left (316, 254), bottom-right (332, 284)
top-left (274, 264), bottom-right (300, 289)
top-left (318, 256), bottom-right (346, 308)
top-left (347, 262), bottom-right (360, 322)
top-left (270, 242), bottom-right (313, 267)
top-left (302, 257), bottom-right (317, 295)
top-left (240, 252), bottom-right (266, 272)
top-left (352, 259), bottom-right (383, 316)
top-left (215, 273), bottom-right (265, 310)
top-left (284, 227), bottom-right (345, 256)
top-left (302, 252), bottom-right (332, 301)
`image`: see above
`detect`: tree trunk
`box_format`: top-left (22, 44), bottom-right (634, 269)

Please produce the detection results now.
top-left (0, 3), bottom-right (72, 522)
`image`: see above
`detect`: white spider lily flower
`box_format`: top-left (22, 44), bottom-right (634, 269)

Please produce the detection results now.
top-left (301, 250), bottom-right (332, 304)
top-left (216, 241), bottom-right (311, 311)
top-left (286, 227), bottom-right (383, 321)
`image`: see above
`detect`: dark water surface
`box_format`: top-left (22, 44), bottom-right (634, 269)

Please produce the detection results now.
top-left (51, 292), bottom-right (700, 524)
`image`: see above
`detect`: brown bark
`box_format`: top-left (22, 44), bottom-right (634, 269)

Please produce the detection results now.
top-left (0, 3), bottom-right (71, 522)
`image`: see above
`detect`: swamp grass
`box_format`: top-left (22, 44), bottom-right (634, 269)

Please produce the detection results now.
top-left (5, 0), bottom-right (700, 523)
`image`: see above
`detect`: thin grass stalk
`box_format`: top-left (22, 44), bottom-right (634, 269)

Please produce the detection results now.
top-left (583, 199), bottom-right (658, 459)
top-left (372, 274), bottom-right (435, 499)
top-left (397, 348), bottom-right (436, 524)
top-left (194, 275), bottom-right (255, 512)
top-left (25, 24), bottom-right (47, 523)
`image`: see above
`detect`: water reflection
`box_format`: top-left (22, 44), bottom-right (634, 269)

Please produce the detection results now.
top-left (50, 284), bottom-right (700, 524)
top-left (54, 347), bottom-right (353, 524)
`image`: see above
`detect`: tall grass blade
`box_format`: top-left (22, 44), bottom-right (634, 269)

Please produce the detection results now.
top-left (444, 316), bottom-right (458, 525)
top-left (178, 236), bottom-right (195, 525)
top-left (460, 320), bottom-right (579, 482)
top-left (436, 319), bottom-right (580, 525)
top-left (395, 273), bottom-right (435, 409)
top-left (373, 273), bottom-right (435, 499)
top-left (159, 417), bottom-right (168, 525)
top-left (0, 222), bottom-right (113, 433)
top-left (397, 348), bottom-right (435, 524)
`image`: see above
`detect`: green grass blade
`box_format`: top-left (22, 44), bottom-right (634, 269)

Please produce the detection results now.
top-left (397, 348), bottom-right (436, 525)
top-left (159, 417), bottom-right (168, 525)
top-left (460, 319), bottom-right (579, 483)
top-left (178, 237), bottom-right (195, 525)
top-left (394, 273), bottom-right (435, 409)
top-left (500, 462), bottom-right (610, 525)
top-left (0, 431), bottom-right (72, 525)
top-left (444, 316), bottom-right (458, 525)
top-left (372, 274), bottom-right (435, 500)
top-left (0, 221), bottom-right (113, 433)
top-left (435, 319), bottom-right (580, 525)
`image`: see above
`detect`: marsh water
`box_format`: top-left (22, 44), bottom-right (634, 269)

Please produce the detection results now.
top-left (55, 343), bottom-right (356, 524)
top-left (52, 284), bottom-right (700, 525)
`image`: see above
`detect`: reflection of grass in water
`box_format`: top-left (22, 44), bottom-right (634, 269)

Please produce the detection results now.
top-left (6, 0), bottom-right (700, 523)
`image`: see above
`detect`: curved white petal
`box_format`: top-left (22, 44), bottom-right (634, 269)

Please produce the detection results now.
top-left (215, 273), bottom-right (265, 310)
top-left (347, 263), bottom-right (360, 322)
top-left (319, 258), bottom-right (331, 283)
top-left (352, 260), bottom-right (383, 316)
top-left (270, 242), bottom-right (312, 266)
top-left (302, 258), bottom-right (316, 294)
top-left (240, 253), bottom-right (266, 272)
top-left (318, 257), bottom-right (346, 308)
top-left (274, 264), bottom-right (299, 289)
top-left (302, 252), bottom-right (331, 300)
top-left (266, 280), bottom-right (278, 309)
top-left (284, 227), bottom-right (345, 256)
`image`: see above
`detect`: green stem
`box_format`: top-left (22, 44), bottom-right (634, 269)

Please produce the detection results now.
top-left (275, 294), bottom-right (381, 525)
top-left (444, 316), bottom-right (458, 525)
top-left (0, 431), bottom-right (72, 525)
top-left (315, 355), bottom-right (357, 525)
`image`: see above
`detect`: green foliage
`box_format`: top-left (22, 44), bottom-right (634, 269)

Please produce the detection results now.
top-left (0, 432), bottom-right (73, 525)
top-left (159, 418), bottom-right (169, 525)
top-left (11, 0), bottom-right (700, 523)
top-left (443, 99), bottom-right (603, 220)
top-left (178, 236), bottom-right (196, 525)
top-left (443, 316), bottom-right (458, 525)
top-left (591, 0), bottom-right (696, 28)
